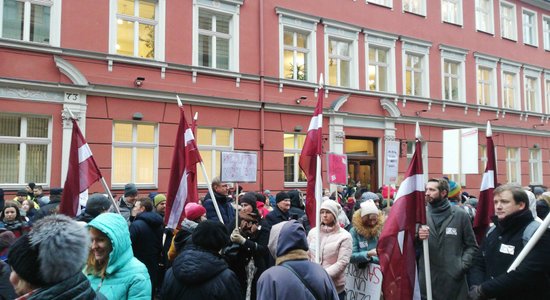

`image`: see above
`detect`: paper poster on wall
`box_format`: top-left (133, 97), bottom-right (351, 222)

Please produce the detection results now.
top-left (443, 128), bottom-right (479, 175)
top-left (384, 140), bottom-right (400, 185)
top-left (327, 153), bottom-right (348, 185)
top-left (220, 151), bottom-right (257, 182)
top-left (344, 263), bottom-right (383, 300)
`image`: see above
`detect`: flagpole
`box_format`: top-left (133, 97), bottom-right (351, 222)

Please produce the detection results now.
top-left (315, 155), bottom-right (322, 263)
top-left (507, 209), bottom-right (550, 272)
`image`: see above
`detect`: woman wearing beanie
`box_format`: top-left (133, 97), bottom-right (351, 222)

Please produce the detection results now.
top-left (167, 202), bottom-right (207, 262)
top-left (307, 200), bottom-right (352, 300)
top-left (85, 213), bottom-right (151, 300)
top-left (349, 200), bottom-right (385, 266)
top-left (0, 201), bottom-right (31, 238)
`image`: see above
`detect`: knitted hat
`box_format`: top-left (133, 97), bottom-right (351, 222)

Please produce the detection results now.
top-left (154, 194), bottom-right (167, 207)
top-left (275, 192), bottom-right (290, 203)
top-left (17, 189), bottom-right (27, 196)
top-left (448, 181), bottom-right (461, 199)
top-left (8, 215), bottom-right (89, 287)
top-left (239, 192), bottom-right (257, 210)
top-left (360, 200), bottom-right (379, 217)
top-left (320, 200), bottom-right (341, 219)
top-left (124, 183), bottom-right (138, 197)
top-left (86, 193), bottom-right (112, 217)
top-left (0, 230), bottom-right (15, 252)
top-left (192, 220), bottom-right (229, 252)
top-left (185, 203), bottom-right (206, 221)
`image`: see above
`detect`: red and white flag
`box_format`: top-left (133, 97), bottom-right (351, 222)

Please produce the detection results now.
top-left (165, 106), bottom-right (202, 229)
top-left (299, 79), bottom-right (323, 228)
top-left (473, 121), bottom-right (496, 244)
top-left (60, 119), bottom-right (102, 217)
top-left (377, 137), bottom-right (426, 300)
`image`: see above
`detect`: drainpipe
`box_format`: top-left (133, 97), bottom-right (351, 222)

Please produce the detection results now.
top-left (259, 0), bottom-right (265, 191)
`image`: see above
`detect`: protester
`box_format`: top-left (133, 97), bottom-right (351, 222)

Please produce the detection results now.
top-left (257, 220), bottom-right (339, 300)
top-left (255, 192), bottom-right (271, 218)
top-left (76, 193), bottom-right (112, 224)
top-left (468, 184), bottom-right (550, 300)
top-left (161, 220), bottom-right (241, 299)
top-left (167, 202), bottom-right (206, 262)
top-left (0, 231), bottom-right (16, 299)
top-left (0, 201), bottom-right (31, 238)
top-left (86, 213), bottom-right (151, 299)
top-left (20, 199), bottom-right (37, 223)
top-left (264, 190), bottom-right (276, 207)
top-left (265, 192), bottom-right (291, 228)
top-left (25, 183), bottom-right (35, 199)
top-left (13, 189), bottom-right (31, 208)
top-left (350, 200), bottom-right (385, 266)
top-left (33, 188), bottom-right (62, 220)
top-left (31, 185), bottom-right (44, 207)
top-left (8, 215), bottom-right (102, 299)
top-left (118, 183), bottom-right (139, 223)
top-left (202, 177), bottom-right (235, 230)
top-left (418, 178), bottom-right (478, 300)
top-left (307, 200), bottom-right (352, 300)
top-left (153, 194), bottom-right (167, 217)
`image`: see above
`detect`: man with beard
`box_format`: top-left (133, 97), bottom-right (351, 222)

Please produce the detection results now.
top-left (417, 178), bottom-right (477, 300)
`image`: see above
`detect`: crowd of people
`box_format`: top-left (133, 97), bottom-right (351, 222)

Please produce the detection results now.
top-left (0, 176), bottom-right (548, 300)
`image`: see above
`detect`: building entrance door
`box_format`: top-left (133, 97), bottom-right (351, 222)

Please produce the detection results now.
top-left (345, 137), bottom-right (378, 192)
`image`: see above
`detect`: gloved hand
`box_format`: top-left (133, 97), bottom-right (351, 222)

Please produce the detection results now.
top-left (468, 285), bottom-right (485, 300)
top-left (230, 228), bottom-right (246, 245)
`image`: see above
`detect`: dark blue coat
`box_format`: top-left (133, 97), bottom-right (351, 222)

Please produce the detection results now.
top-left (203, 191), bottom-right (235, 231)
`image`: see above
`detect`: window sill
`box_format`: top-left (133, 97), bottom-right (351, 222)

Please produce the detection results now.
top-left (402, 10), bottom-right (426, 18)
top-left (442, 20), bottom-right (463, 28)
top-left (476, 29), bottom-right (495, 36)
top-left (501, 36), bottom-right (518, 43)
top-left (0, 38), bottom-right (62, 55)
top-left (523, 42), bottom-right (539, 48)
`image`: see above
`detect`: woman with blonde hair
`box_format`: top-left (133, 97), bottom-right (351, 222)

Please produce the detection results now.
top-left (349, 200), bottom-right (385, 266)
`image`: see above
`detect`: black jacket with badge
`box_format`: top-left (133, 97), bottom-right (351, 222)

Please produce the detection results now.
top-left (469, 209), bottom-right (550, 299)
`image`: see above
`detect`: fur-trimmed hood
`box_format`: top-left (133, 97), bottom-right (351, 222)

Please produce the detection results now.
top-left (351, 210), bottom-right (385, 239)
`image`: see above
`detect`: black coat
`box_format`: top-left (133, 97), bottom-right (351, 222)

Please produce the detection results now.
top-left (28, 272), bottom-right (105, 300)
top-left (0, 261), bottom-right (16, 300)
top-left (161, 246), bottom-right (241, 300)
top-left (469, 209), bottom-right (550, 299)
top-left (34, 198), bottom-right (60, 220)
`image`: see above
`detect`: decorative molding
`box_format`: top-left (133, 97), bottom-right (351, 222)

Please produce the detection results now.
top-left (0, 87), bottom-right (64, 102)
top-left (380, 98), bottom-right (401, 117)
top-left (54, 56), bottom-right (89, 86)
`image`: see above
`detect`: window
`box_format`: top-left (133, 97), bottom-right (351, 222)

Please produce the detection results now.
top-left (284, 133), bottom-right (306, 184)
top-left (110, 0), bottom-right (165, 60)
top-left (0, 114), bottom-right (50, 186)
top-left (543, 15), bottom-right (550, 51)
top-left (407, 140), bottom-right (428, 182)
top-left (442, 0), bottom-right (463, 25)
top-left (365, 30), bottom-right (397, 93)
top-left (277, 8), bottom-right (318, 83)
top-left (479, 145), bottom-right (487, 172)
top-left (529, 148), bottom-right (542, 185)
top-left (193, 0), bottom-right (241, 71)
top-left (440, 45), bottom-right (467, 102)
top-left (325, 22), bottom-right (359, 88)
top-left (476, 0), bottom-right (494, 34)
top-left (475, 54), bottom-right (498, 106)
top-left (506, 147), bottom-right (520, 184)
top-left (196, 128), bottom-right (232, 185)
top-left (524, 68), bottom-right (541, 113)
top-left (501, 60), bottom-right (520, 110)
top-left (403, 0), bottom-right (426, 16)
top-left (522, 9), bottom-right (538, 46)
top-left (112, 122), bottom-right (157, 186)
top-left (402, 38), bottom-right (431, 97)
top-left (1, 0), bottom-right (61, 46)
top-left (499, 1), bottom-right (517, 40)
top-left (545, 75), bottom-right (550, 114)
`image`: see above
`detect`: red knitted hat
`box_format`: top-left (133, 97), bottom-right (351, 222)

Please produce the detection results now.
top-left (185, 203), bottom-right (206, 221)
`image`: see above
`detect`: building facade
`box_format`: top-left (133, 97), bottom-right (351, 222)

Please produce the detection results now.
top-left (1, 0), bottom-right (549, 197)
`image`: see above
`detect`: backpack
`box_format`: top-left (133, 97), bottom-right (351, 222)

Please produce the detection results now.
top-left (486, 220), bottom-right (540, 246)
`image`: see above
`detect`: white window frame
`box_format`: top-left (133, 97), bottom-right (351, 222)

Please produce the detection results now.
top-left (0, 114), bottom-right (52, 188)
top-left (403, 0), bottom-right (426, 16)
top-left (499, 1), bottom-right (517, 41)
top-left (111, 121), bottom-right (159, 188)
top-left (500, 60), bottom-right (521, 110)
top-left (441, 0), bottom-right (463, 26)
top-left (402, 37), bottom-right (431, 98)
top-left (192, 0), bottom-right (241, 72)
top-left (543, 15), bottom-right (550, 51)
top-left (0, 0), bottom-right (61, 46)
top-left (440, 45), bottom-right (467, 102)
top-left (506, 147), bottom-right (521, 184)
top-left (196, 127), bottom-right (233, 186)
top-left (475, 0), bottom-right (494, 34)
top-left (365, 30), bottom-right (397, 93)
top-left (529, 148), bottom-right (542, 185)
top-left (523, 66), bottom-right (542, 113)
top-left (108, 0), bottom-right (166, 61)
top-left (323, 20), bottom-right (360, 89)
top-left (407, 140), bottom-right (428, 182)
top-left (284, 133), bottom-right (306, 186)
top-left (277, 8), bottom-right (318, 84)
top-left (545, 73), bottom-right (550, 114)
top-left (522, 8), bottom-right (538, 47)
top-left (367, 0), bottom-right (392, 8)
top-left (474, 53), bottom-right (498, 106)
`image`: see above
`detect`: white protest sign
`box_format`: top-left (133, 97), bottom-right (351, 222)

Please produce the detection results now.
top-left (345, 263), bottom-right (383, 300)
top-left (384, 140), bottom-right (400, 185)
top-left (220, 151), bottom-right (257, 182)
top-left (443, 128), bottom-right (478, 175)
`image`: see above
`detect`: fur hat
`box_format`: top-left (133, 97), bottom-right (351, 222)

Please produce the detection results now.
top-left (276, 192), bottom-right (290, 203)
top-left (8, 214), bottom-right (89, 287)
top-left (360, 200), bottom-right (379, 217)
top-left (192, 220), bottom-right (229, 251)
top-left (185, 203), bottom-right (206, 221)
top-left (154, 194), bottom-right (167, 207)
top-left (86, 193), bottom-right (112, 217)
top-left (124, 183), bottom-right (138, 197)
top-left (320, 200), bottom-right (341, 219)
top-left (448, 181), bottom-right (461, 199)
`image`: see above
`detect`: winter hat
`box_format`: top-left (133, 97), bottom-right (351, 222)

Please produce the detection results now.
top-left (0, 230), bottom-right (15, 252)
top-left (124, 183), bottom-right (138, 197)
top-left (192, 220), bottom-right (229, 252)
top-left (28, 183), bottom-right (36, 190)
top-left (533, 186), bottom-right (545, 197)
top-left (49, 188), bottom-right (63, 196)
top-left (8, 214), bottom-right (89, 287)
top-left (148, 192), bottom-right (159, 201)
top-left (448, 181), bottom-right (461, 199)
top-left (360, 200), bottom-right (379, 217)
top-left (154, 194), bottom-right (167, 207)
top-left (185, 203), bottom-right (206, 221)
top-left (320, 199), bottom-right (341, 219)
top-left (276, 192), bottom-right (290, 203)
top-left (239, 192), bottom-right (257, 210)
top-left (17, 189), bottom-right (28, 196)
top-left (85, 193), bottom-right (112, 217)
top-left (355, 191), bottom-right (379, 210)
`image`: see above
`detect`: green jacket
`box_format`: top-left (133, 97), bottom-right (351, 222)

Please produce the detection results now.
top-left (86, 213), bottom-right (151, 300)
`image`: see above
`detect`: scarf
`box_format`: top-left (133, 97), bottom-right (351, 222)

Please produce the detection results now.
top-left (428, 198), bottom-right (451, 230)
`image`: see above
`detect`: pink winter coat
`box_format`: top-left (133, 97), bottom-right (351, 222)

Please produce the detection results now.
top-left (307, 223), bottom-right (352, 293)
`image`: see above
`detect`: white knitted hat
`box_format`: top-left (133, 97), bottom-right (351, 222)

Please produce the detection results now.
top-left (360, 200), bottom-right (379, 217)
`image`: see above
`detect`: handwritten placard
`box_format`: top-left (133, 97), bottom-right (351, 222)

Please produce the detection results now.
top-left (220, 151), bottom-right (257, 182)
top-left (345, 263), bottom-right (383, 300)
top-left (327, 153), bottom-right (348, 184)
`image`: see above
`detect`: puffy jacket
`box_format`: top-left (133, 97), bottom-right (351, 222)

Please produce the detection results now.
top-left (161, 246), bottom-right (241, 300)
top-left (86, 213), bottom-right (151, 300)
top-left (349, 210), bottom-right (385, 265)
top-left (29, 272), bottom-right (105, 300)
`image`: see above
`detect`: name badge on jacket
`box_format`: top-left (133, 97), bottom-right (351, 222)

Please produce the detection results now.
top-left (446, 227), bottom-right (457, 235)
top-left (500, 244), bottom-right (515, 255)
top-left (359, 241), bottom-right (369, 248)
